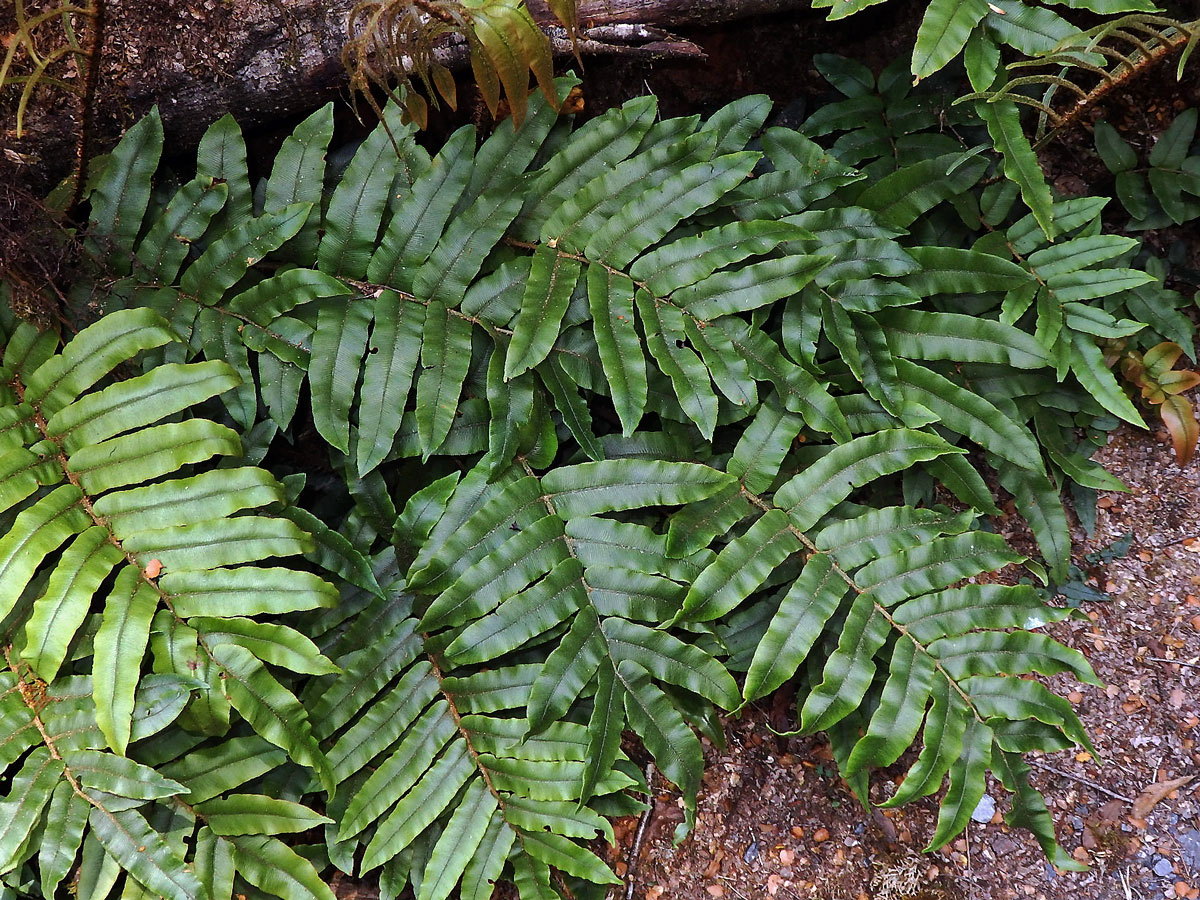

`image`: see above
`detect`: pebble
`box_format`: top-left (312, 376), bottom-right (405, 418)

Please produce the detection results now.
top-left (813, 828), bottom-right (830, 843)
top-left (1071, 816), bottom-right (1084, 831)
top-left (971, 795), bottom-right (996, 824)
top-left (1180, 830), bottom-right (1200, 869)
top-left (743, 842), bottom-right (760, 864)
top-left (1155, 858), bottom-right (1175, 877)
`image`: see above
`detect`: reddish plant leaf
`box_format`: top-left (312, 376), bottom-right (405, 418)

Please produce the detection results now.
top-left (1160, 395), bottom-right (1199, 465)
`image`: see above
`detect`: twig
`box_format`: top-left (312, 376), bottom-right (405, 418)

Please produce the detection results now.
top-left (714, 876), bottom-right (754, 900)
top-left (1144, 656), bottom-right (1200, 670)
top-left (1029, 759), bottom-right (1134, 804)
top-left (965, 821), bottom-right (976, 900)
top-left (623, 763), bottom-right (656, 900)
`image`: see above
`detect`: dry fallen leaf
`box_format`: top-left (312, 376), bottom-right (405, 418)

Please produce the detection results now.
top-left (767, 874), bottom-right (783, 896)
top-left (703, 848), bottom-right (724, 878)
top-left (646, 887), bottom-right (664, 900)
top-left (1132, 775), bottom-right (1194, 819)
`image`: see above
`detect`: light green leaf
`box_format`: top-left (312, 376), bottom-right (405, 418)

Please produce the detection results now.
top-left (69, 419), bottom-right (241, 495)
top-left (196, 795), bottom-right (332, 836)
top-left (229, 834), bottom-right (337, 900)
top-left (38, 781), bottom-right (89, 899)
top-left (22, 527), bottom-right (123, 681)
top-left (192, 617), bottom-right (339, 675)
top-left (416, 779), bottom-right (499, 900)
top-left (210, 643), bottom-right (332, 790)
top-left (912, 0), bottom-right (988, 79)
top-left (64, 749), bottom-right (187, 799)
top-left (87, 806), bottom-right (203, 900)
top-left (0, 749), bottom-right (64, 873)
top-left (162, 566), bottom-right (336, 618)
top-left (93, 566), bottom-right (158, 755)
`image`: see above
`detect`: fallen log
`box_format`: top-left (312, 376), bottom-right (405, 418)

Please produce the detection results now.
top-left (2, 0), bottom-right (810, 188)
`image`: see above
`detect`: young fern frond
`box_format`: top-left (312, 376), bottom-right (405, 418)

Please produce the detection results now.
top-left (963, 14), bottom-right (1200, 148)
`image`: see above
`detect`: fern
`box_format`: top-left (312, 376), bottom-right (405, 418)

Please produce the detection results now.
top-left (963, 14), bottom-right (1200, 146)
top-left (4, 64), bottom-right (1192, 899)
top-left (342, 0), bottom-right (572, 129)
top-left (0, 307), bottom-right (339, 899)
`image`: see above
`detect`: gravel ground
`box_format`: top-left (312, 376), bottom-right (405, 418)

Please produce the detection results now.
top-left (607, 425), bottom-right (1200, 900)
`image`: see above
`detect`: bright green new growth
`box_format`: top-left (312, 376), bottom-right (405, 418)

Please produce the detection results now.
top-left (1, 58), bottom-right (1192, 898)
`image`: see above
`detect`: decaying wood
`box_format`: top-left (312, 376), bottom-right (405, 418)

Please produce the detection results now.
top-left (2, 0), bottom-right (810, 187)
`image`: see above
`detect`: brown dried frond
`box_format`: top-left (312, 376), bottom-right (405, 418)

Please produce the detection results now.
top-left (341, 0), bottom-right (570, 132)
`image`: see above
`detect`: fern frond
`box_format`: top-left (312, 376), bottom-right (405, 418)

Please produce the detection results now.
top-left (0, 303), bottom-right (338, 893)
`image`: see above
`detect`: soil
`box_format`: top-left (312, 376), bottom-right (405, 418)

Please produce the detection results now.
top-left (606, 425), bottom-right (1200, 900)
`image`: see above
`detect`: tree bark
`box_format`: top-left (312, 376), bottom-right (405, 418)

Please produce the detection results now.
top-left (2, 0), bottom-right (810, 187)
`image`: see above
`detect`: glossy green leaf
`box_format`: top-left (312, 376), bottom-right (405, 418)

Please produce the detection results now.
top-left (743, 553), bottom-right (850, 702)
top-left (196, 794), bottom-right (332, 836)
top-left (87, 806), bottom-right (203, 900)
top-left (230, 834), bottom-right (337, 900)
top-left (912, 0), bottom-right (988, 78)
top-left (310, 299), bottom-right (372, 453)
top-left (775, 429), bottom-right (962, 531)
top-left (358, 292), bottom-right (425, 474)
top-left (87, 108), bottom-right (164, 274)
top-left (93, 566), bottom-right (158, 755)
top-left (587, 264), bottom-right (647, 435)
top-left (416, 778), bottom-right (499, 900)
top-left (506, 246), bottom-right (581, 379)
top-left (210, 643), bottom-right (332, 790)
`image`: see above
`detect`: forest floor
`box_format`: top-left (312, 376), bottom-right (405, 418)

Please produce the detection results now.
top-left (607, 425), bottom-right (1200, 900)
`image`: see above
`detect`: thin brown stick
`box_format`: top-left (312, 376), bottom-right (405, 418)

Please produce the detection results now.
top-left (1028, 759), bottom-right (1134, 804)
top-left (622, 763), bottom-right (657, 900)
top-left (1144, 656), bottom-right (1200, 670)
